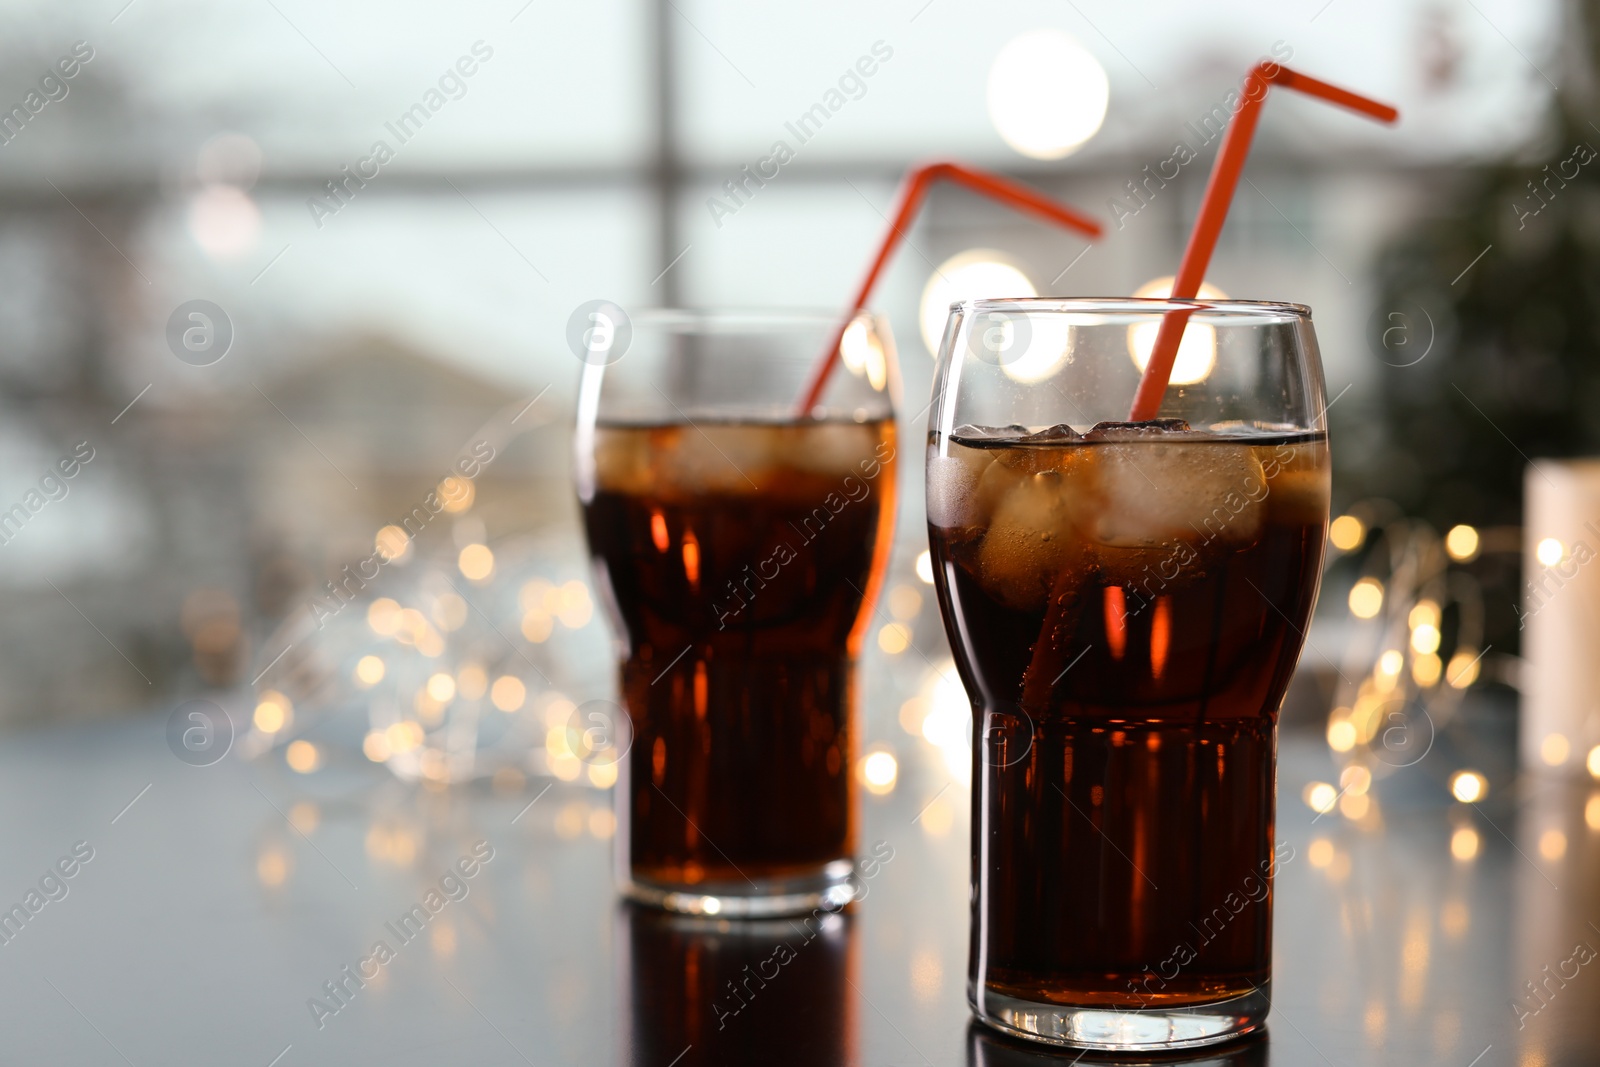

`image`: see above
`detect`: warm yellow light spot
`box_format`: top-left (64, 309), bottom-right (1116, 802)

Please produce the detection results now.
top-left (899, 697), bottom-right (928, 736)
top-left (286, 740), bottom-right (320, 773)
top-left (919, 797), bottom-right (954, 837)
top-left (1329, 515), bottom-right (1365, 551)
top-left (1349, 578), bottom-right (1384, 619)
top-left (888, 585), bottom-right (923, 620)
top-left (840, 317), bottom-right (888, 391)
top-left (415, 628), bottom-right (444, 658)
top-left (355, 655), bottom-right (385, 687)
top-left (491, 676), bottom-right (526, 712)
top-left (1410, 623), bottom-right (1441, 655)
top-left (1587, 746), bottom-right (1600, 779)
top-left (1327, 714), bottom-right (1356, 753)
top-left (556, 581), bottom-right (593, 628)
top-left (1303, 781), bottom-right (1338, 814)
top-left (386, 721), bottom-right (424, 753)
top-left (1409, 600), bottom-right (1441, 630)
top-left (1449, 770), bottom-right (1487, 804)
top-left (915, 550), bottom-right (935, 584)
top-left (589, 808), bottom-right (617, 839)
top-left (1450, 826), bottom-right (1480, 862)
top-left (438, 475), bottom-right (475, 514)
top-left (257, 848), bottom-right (290, 887)
top-left (859, 750), bottom-right (899, 795)
top-left (367, 597), bottom-right (402, 635)
top-left (1446, 651), bottom-right (1481, 688)
top-left (1445, 524), bottom-right (1480, 562)
top-left (1586, 793), bottom-right (1600, 830)
top-left (555, 802), bottom-right (586, 838)
top-left (1441, 899), bottom-right (1469, 940)
top-left (254, 696), bottom-right (288, 734)
top-left (289, 802), bottom-right (319, 834)
top-left (522, 612), bottom-right (553, 643)
top-left (431, 922), bottom-right (457, 956)
top-left (1378, 650), bottom-right (1404, 677)
top-left (549, 752), bottom-right (581, 781)
top-left (1127, 277), bottom-right (1227, 385)
top-left (545, 724), bottom-right (572, 761)
top-left (878, 622), bottom-right (912, 655)
top-left (459, 543), bottom-right (494, 581)
top-left (375, 525), bottom-right (411, 562)
top-left (363, 730), bottom-right (392, 762)
top-left (1542, 733), bottom-right (1571, 766)
top-left (393, 607), bottom-right (425, 644)
top-left (457, 663), bottom-right (488, 701)
top-left (1540, 829), bottom-right (1567, 861)
top-left (919, 250), bottom-right (1036, 359)
top-left (1412, 652), bottom-right (1442, 688)
top-left (419, 749), bottom-right (447, 783)
top-left (1537, 538), bottom-right (1565, 566)
top-left (425, 672), bottom-right (455, 703)
top-left (987, 29), bottom-right (1109, 160)
top-left (1340, 765), bottom-right (1372, 796)
top-left (432, 592), bottom-right (468, 632)
top-left (1339, 792), bottom-right (1370, 820)
top-left (542, 697), bottom-right (576, 731)
top-left (587, 761), bottom-right (618, 789)
top-left (1307, 838), bottom-right (1334, 868)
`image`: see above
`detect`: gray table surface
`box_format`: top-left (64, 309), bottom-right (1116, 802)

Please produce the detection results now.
top-left (0, 712), bottom-right (1587, 1066)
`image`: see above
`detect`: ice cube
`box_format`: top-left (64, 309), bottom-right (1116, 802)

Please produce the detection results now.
top-left (786, 421), bottom-right (885, 477)
top-left (977, 466), bottom-right (1095, 613)
top-left (951, 423), bottom-right (1030, 442)
top-left (1084, 418), bottom-right (1192, 441)
top-left (1022, 423), bottom-right (1083, 443)
top-left (926, 440), bottom-right (992, 529)
top-left (1089, 440), bottom-right (1267, 550)
top-left (1259, 440), bottom-right (1330, 526)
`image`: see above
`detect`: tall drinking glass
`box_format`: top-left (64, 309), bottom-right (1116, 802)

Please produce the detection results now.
top-left (576, 310), bottom-right (898, 917)
top-left (926, 298), bottom-right (1329, 1050)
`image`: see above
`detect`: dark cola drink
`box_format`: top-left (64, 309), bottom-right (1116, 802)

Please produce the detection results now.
top-left (927, 421), bottom-right (1327, 1021)
top-left (583, 418), bottom-right (896, 910)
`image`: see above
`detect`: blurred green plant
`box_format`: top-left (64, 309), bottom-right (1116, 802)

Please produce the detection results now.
top-left (1350, 1), bottom-right (1600, 649)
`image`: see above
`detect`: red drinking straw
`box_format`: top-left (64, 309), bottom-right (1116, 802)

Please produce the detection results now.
top-left (798, 161), bottom-right (1103, 414)
top-left (1126, 63), bottom-right (1399, 422)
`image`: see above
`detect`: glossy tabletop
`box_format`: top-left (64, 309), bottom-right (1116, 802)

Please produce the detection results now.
top-left (0, 710), bottom-right (1586, 1066)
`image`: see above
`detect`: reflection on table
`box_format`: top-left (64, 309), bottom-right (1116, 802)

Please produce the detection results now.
top-left (622, 904), bottom-right (856, 1066)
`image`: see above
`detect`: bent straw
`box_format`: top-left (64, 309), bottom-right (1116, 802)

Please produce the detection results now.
top-left (798, 161), bottom-right (1103, 414)
top-left (1126, 63), bottom-right (1399, 421)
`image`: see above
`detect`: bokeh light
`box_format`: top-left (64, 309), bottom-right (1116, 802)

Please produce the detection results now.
top-left (1349, 578), bottom-right (1384, 619)
top-left (1127, 277), bottom-right (1228, 385)
top-left (1449, 770), bottom-right (1487, 803)
top-left (1445, 524), bottom-right (1480, 561)
top-left (1330, 515), bottom-right (1365, 551)
top-left (918, 250), bottom-right (1034, 358)
top-left (986, 29), bottom-right (1109, 160)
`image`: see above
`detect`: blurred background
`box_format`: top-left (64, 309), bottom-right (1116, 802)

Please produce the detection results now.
top-left (0, 0), bottom-right (1582, 798)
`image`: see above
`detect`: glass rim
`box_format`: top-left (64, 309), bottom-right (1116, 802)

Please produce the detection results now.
top-left (628, 307), bottom-right (889, 332)
top-left (951, 296), bottom-right (1312, 320)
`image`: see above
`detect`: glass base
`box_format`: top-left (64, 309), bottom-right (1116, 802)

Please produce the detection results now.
top-left (621, 858), bottom-right (859, 918)
top-left (972, 982), bottom-right (1270, 1052)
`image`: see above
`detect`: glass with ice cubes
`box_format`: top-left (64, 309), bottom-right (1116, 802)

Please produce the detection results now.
top-left (925, 298), bottom-right (1330, 1051)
